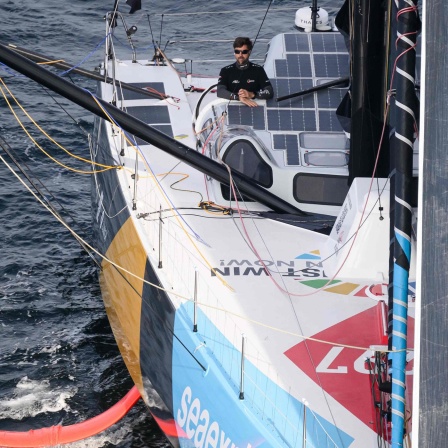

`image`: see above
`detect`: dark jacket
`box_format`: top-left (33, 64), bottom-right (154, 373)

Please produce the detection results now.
top-left (217, 61), bottom-right (273, 100)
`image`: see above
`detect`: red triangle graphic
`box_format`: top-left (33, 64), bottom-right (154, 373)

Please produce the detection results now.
top-left (284, 305), bottom-right (414, 431)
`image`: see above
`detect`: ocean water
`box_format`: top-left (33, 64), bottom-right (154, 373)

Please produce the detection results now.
top-left (0, 1), bottom-right (341, 446)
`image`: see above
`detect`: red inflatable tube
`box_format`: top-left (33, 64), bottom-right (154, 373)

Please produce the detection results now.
top-left (0, 386), bottom-right (141, 447)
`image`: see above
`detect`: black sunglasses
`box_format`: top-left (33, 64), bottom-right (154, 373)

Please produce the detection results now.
top-left (234, 49), bottom-right (250, 55)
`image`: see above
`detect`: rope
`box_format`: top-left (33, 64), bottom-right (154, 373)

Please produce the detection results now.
top-left (0, 152), bottom-right (412, 354)
top-left (57, 34), bottom-right (110, 77)
top-left (253, 0), bottom-right (274, 49)
top-left (0, 79), bottom-right (118, 174)
top-left (0, 136), bottom-right (101, 269)
top-left (89, 94), bottom-right (235, 290)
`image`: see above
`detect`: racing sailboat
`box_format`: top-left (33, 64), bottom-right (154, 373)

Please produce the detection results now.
top-left (0, 0), bottom-right (421, 446)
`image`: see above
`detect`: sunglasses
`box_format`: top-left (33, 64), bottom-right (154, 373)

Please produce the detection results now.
top-left (234, 49), bottom-right (250, 55)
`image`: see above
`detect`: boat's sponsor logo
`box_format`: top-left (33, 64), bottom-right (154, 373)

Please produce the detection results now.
top-left (177, 386), bottom-right (252, 448)
top-left (298, 18), bottom-right (325, 26)
top-left (335, 202), bottom-right (349, 235)
top-left (211, 259), bottom-right (326, 278)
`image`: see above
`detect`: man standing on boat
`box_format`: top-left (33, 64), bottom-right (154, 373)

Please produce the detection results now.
top-left (217, 37), bottom-right (273, 107)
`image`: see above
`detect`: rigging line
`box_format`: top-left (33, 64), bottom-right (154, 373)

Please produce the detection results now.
top-left (253, 0), bottom-right (274, 49)
top-left (140, 212), bottom-right (259, 222)
top-left (0, 83), bottom-right (112, 174)
top-left (227, 160), bottom-right (389, 282)
top-left (0, 79), bottom-right (116, 170)
top-left (224, 168), bottom-right (345, 445)
top-left (40, 85), bottom-right (91, 138)
top-left (88, 137), bottom-right (130, 220)
top-left (58, 34), bottom-right (109, 77)
top-left (159, 14), bottom-right (164, 49)
top-left (0, 61), bottom-right (25, 77)
top-left (0, 137), bottom-right (101, 269)
top-left (93, 97), bottom-right (206, 239)
top-left (56, 169), bottom-right (206, 373)
top-left (149, 7), bottom-right (300, 17)
top-left (227, 148), bottom-right (391, 299)
top-left (201, 115), bottom-right (226, 202)
top-left (243, 374), bottom-right (342, 448)
top-left (90, 95), bottom-right (236, 291)
top-left (248, 214), bottom-right (345, 447)
top-left (195, 116), bottom-right (222, 137)
top-left (146, 13), bottom-right (156, 48)
top-left (139, 163), bottom-right (204, 207)
top-left (167, 173), bottom-right (204, 203)
top-left (36, 59), bottom-right (65, 65)
top-left (0, 150), bottom-right (413, 353)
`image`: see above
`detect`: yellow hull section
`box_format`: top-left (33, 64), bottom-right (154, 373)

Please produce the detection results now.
top-left (100, 217), bottom-right (146, 392)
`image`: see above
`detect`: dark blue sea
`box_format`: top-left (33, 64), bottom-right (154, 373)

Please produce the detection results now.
top-left (0, 1), bottom-right (341, 446)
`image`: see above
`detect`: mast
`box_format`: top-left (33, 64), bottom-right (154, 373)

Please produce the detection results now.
top-left (389, 1), bottom-right (420, 446)
top-left (414, 0), bottom-right (448, 446)
top-left (335, 0), bottom-right (390, 184)
top-left (311, 0), bottom-right (318, 32)
top-left (0, 43), bottom-right (305, 216)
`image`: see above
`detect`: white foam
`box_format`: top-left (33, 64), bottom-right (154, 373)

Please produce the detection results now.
top-left (39, 344), bottom-right (62, 354)
top-left (0, 376), bottom-right (77, 420)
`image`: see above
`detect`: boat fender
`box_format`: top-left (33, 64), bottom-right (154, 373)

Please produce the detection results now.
top-left (0, 386), bottom-right (141, 447)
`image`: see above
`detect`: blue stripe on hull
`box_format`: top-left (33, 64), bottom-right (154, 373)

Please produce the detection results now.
top-left (172, 303), bottom-right (354, 448)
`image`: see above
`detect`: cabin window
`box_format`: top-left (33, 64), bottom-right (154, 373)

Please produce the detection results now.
top-left (303, 151), bottom-right (349, 167)
top-left (299, 132), bottom-right (347, 149)
top-left (222, 139), bottom-right (273, 188)
top-left (293, 173), bottom-right (349, 205)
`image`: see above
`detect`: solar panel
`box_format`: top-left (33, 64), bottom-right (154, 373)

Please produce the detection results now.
top-left (131, 125), bottom-right (174, 147)
top-left (215, 33), bottom-right (348, 151)
top-left (267, 109), bottom-right (316, 132)
top-left (227, 105), bottom-right (266, 130)
top-left (125, 105), bottom-right (173, 145)
top-left (275, 54), bottom-right (313, 78)
top-left (268, 78), bottom-right (315, 108)
top-left (284, 33), bottom-right (311, 52)
top-left (117, 82), bottom-right (166, 100)
top-left (313, 54), bottom-right (349, 78)
top-left (266, 32), bottom-right (349, 137)
top-left (310, 33), bottom-right (347, 53)
top-left (126, 105), bottom-right (170, 124)
top-left (273, 133), bottom-right (299, 150)
top-left (318, 111), bottom-right (344, 132)
top-left (316, 85), bottom-right (347, 109)
top-left (273, 134), bottom-right (301, 165)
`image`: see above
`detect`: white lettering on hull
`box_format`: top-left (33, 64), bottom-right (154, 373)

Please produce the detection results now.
top-left (177, 386), bottom-right (253, 448)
